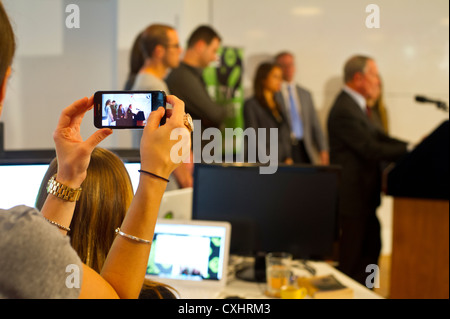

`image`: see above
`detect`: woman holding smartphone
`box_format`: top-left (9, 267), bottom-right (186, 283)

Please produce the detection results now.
top-left (0, 2), bottom-right (191, 299)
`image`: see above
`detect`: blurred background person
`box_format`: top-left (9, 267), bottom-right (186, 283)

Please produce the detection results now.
top-left (124, 32), bottom-right (144, 91)
top-left (327, 55), bottom-right (408, 285)
top-left (127, 24), bottom-right (191, 190)
top-left (130, 24), bottom-right (182, 147)
top-left (275, 51), bottom-right (329, 165)
top-left (166, 25), bottom-right (226, 131)
top-left (244, 62), bottom-right (293, 165)
top-left (131, 24), bottom-right (182, 94)
top-left (166, 25), bottom-right (225, 184)
top-left (366, 75), bottom-right (389, 134)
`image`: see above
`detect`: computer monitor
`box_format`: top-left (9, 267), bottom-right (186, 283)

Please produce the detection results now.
top-left (0, 162), bottom-right (50, 209)
top-left (109, 148), bottom-right (141, 193)
top-left (192, 163), bottom-right (341, 262)
top-left (0, 148), bottom-right (141, 209)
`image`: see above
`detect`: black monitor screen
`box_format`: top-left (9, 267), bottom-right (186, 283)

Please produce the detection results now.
top-left (192, 163), bottom-right (341, 261)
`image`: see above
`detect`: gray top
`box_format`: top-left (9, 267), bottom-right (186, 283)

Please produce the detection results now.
top-left (166, 62), bottom-right (226, 128)
top-left (0, 206), bottom-right (82, 299)
top-left (132, 72), bottom-right (170, 94)
top-left (130, 72), bottom-right (170, 149)
top-left (275, 83), bottom-right (329, 164)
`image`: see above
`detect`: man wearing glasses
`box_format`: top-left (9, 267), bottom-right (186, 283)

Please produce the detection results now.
top-left (131, 24), bottom-right (182, 95)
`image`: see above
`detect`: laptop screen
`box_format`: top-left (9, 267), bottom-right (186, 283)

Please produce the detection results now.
top-left (146, 220), bottom-right (230, 283)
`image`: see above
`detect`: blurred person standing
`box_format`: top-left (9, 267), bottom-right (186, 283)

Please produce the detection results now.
top-left (327, 55), bottom-right (408, 285)
top-left (366, 76), bottom-right (389, 134)
top-left (166, 25), bottom-right (226, 131)
top-left (244, 62), bottom-right (293, 165)
top-left (131, 24), bottom-right (182, 94)
top-left (275, 51), bottom-right (329, 165)
top-left (130, 24), bottom-right (191, 189)
top-left (131, 24), bottom-right (182, 147)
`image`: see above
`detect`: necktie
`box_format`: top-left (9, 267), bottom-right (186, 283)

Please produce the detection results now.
top-left (288, 85), bottom-right (303, 140)
top-left (366, 105), bottom-right (372, 118)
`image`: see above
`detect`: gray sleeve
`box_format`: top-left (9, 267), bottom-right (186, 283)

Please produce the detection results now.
top-left (0, 206), bottom-right (83, 299)
top-left (308, 96), bottom-right (329, 151)
top-left (300, 87), bottom-right (329, 152)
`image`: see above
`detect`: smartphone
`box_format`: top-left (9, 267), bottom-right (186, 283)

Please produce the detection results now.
top-left (94, 90), bottom-right (166, 129)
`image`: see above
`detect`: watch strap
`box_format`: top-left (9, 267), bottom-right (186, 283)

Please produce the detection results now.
top-left (47, 174), bottom-right (82, 202)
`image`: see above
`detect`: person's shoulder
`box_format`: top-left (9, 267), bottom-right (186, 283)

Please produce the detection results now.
top-left (296, 85), bottom-right (312, 95)
top-left (244, 96), bottom-right (259, 108)
top-left (329, 90), bottom-right (351, 109)
top-left (166, 62), bottom-right (189, 79)
top-left (133, 72), bottom-right (168, 92)
top-left (0, 206), bottom-right (82, 298)
top-left (0, 205), bottom-right (43, 226)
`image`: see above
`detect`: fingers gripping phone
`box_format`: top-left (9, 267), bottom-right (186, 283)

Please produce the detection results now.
top-left (94, 90), bottom-right (166, 129)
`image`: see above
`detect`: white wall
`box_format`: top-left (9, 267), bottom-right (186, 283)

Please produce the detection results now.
top-left (3, 0), bottom-right (448, 151)
top-left (3, 0), bottom-right (119, 149)
top-left (212, 0), bottom-right (449, 143)
top-left (209, 0), bottom-right (448, 255)
top-left (115, 0), bottom-right (210, 146)
top-left (1, 0), bottom-right (449, 254)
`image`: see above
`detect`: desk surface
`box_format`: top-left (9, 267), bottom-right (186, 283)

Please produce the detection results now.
top-left (219, 258), bottom-right (383, 299)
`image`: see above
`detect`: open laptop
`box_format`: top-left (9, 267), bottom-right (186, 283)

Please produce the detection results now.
top-left (145, 219), bottom-right (231, 299)
top-left (158, 188), bottom-right (193, 220)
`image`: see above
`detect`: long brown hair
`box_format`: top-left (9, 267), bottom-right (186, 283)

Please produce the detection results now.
top-left (0, 1), bottom-right (16, 82)
top-left (253, 62), bottom-right (283, 122)
top-left (36, 148), bottom-right (133, 271)
top-left (124, 32), bottom-right (144, 90)
top-left (36, 147), bottom-right (177, 298)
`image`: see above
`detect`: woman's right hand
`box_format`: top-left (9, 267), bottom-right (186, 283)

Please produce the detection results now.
top-left (52, 96), bottom-right (112, 188)
top-left (139, 95), bottom-right (192, 180)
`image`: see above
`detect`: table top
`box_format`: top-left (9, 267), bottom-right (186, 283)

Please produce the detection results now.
top-left (217, 257), bottom-right (383, 299)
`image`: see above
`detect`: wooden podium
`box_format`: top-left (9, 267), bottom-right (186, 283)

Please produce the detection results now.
top-left (386, 121), bottom-right (449, 299)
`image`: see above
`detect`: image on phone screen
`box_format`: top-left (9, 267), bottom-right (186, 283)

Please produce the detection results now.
top-left (94, 91), bottom-right (166, 128)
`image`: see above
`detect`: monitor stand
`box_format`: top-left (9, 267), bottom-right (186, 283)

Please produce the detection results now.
top-left (235, 251), bottom-right (266, 283)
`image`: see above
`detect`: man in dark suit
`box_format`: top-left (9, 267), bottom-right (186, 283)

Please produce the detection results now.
top-left (275, 52), bottom-right (329, 165)
top-left (327, 55), bottom-right (409, 285)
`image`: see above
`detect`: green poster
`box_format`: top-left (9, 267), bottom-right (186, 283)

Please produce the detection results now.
top-left (203, 47), bottom-right (244, 157)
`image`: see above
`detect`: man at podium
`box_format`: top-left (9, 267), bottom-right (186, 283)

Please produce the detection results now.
top-left (327, 55), bottom-right (409, 285)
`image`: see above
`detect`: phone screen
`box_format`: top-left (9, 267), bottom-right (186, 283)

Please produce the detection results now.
top-left (94, 90), bottom-right (166, 129)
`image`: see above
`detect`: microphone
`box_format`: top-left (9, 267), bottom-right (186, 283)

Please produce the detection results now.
top-left (415, 95), bottom-right (448, 111)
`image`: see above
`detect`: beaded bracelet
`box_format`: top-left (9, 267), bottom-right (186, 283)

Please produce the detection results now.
top-left (115, 227), bottom-right (151, 245)
top-left (138, 169), bottom-right (170, 183)
top-left (45, 218), bottom-right (71, 232)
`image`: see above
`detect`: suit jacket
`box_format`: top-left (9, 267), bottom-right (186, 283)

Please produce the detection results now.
top-left (327, 90), bottom-right (408, 218)
top-left (243, 97), bottom-right (292, 163)
top-left (275, 85), bottom-right (328, 164)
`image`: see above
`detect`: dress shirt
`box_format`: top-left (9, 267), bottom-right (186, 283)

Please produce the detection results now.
top-left (343, 85), bottom-right (367, 114)
top-left (281, 82), bottom-right (303, 140)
